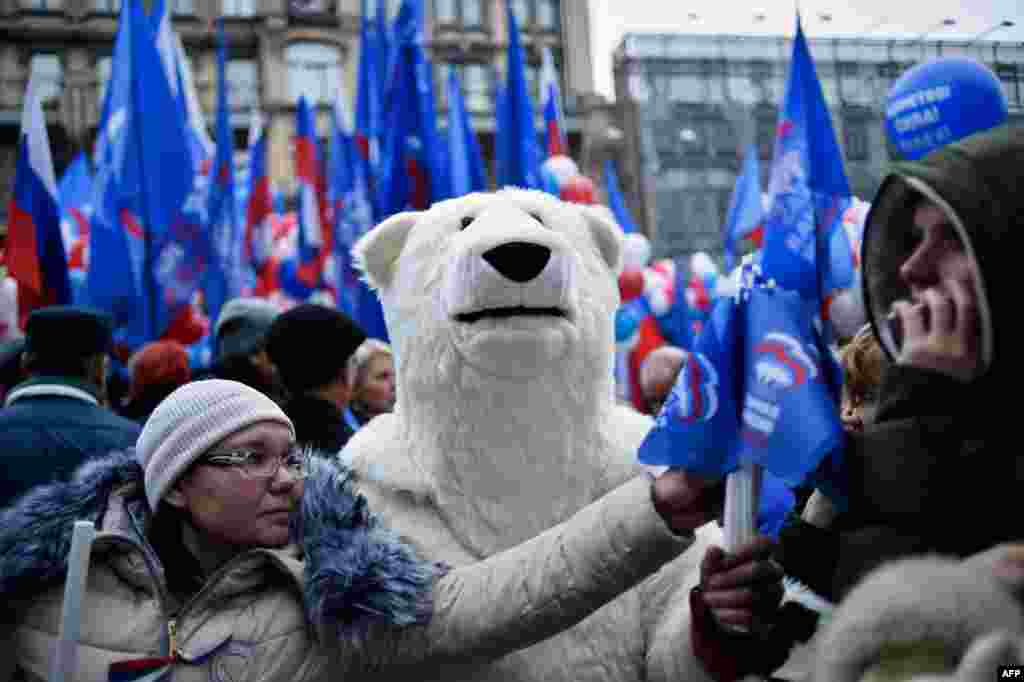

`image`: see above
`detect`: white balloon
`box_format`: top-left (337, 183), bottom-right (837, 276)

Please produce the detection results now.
top-left (690, 251), bottom-right (718, 278)
top-left (622, 233), bottom-right (652, 270)
top-left (828, 285), bottom-right (867, 342)
top-left (542, 155), bottom-right (580, 187)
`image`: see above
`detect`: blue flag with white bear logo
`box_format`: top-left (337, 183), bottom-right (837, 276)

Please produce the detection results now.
top-left (639, 265), bottom-right (844, 489)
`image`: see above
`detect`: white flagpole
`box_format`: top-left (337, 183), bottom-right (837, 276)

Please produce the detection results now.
top-left (49, 520), bottom-right (96, 682)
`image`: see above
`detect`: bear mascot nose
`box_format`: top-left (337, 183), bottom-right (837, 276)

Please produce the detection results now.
top-left (482, 242), bottom-right (552, 283)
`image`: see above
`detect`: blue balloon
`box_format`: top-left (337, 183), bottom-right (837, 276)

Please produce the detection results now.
top-left (885, 57), bottom-right (1008, 161)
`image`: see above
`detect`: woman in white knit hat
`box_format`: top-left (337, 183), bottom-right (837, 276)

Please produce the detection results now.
top-left (0, 379), bottom-right (774, 680)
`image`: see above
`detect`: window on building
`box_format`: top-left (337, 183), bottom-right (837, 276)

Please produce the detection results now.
top-left (286, 42), bottom-right (342, 106)
top-left (843, 116), bottom-right (870, 162)
top-left (171, 0), bottom-right (194, 14)
top-left (749, 61), bottom-right (776, 104)
top-left (96, 55), bottom-right (112, 109)
top-left (726, 66), bottom-right (758, 105)
top-left (29, 54), bottom-right (62, 108)
top-left (24, 0), bottom-right (64, 11)
top-left (227, 59), bottom-right (258, 111)
top-left (92, 0), bottom-right (118, 12)
top-left (997, 65), bottom-right (1019, 107)
top-left (434, 0), bottom-right (484, 28)
top-left (223, 0), bottom-right (255, 16)
top-left (755, 106), bottom-right (777, 160)
top-left (709, 117), bottom-right (737, 159)
top-left (511, 0), bottom-right (558, 30)
top-left (666, 73), bottom-right (704, 103)
top-left (460, 63), bottom-right (492, 112)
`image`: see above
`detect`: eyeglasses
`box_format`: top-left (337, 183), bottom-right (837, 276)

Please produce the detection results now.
top-left (199, 447), bottom-right (308, 480)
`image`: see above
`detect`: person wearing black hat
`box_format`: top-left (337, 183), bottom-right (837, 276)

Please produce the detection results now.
top-left (201, 297), bottom-right (287, 405)
top-left (0, 305), bottom-right (141, 507)
top-left (265, 303), bottom-right (367, 453)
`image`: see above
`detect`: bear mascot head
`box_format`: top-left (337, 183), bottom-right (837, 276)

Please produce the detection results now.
top-left (349, 189), bottom-right (653, 555)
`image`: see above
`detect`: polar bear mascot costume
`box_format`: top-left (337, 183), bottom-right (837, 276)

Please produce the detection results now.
top-left (344, 188), bottom-right (722, 681)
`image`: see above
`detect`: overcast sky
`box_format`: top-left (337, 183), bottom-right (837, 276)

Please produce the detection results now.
top-left (589, 0), bottom-right (1024, 99)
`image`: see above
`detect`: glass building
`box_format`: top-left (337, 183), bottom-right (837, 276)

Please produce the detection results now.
top-left (613, 33), bottom-right (1024, 263)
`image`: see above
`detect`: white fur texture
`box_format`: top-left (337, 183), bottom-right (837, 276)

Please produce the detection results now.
top-left (349, 189), bottom-right (647, 556)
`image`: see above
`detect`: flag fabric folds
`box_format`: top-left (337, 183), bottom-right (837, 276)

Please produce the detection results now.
top-left (603, 159), bottom-right (638, 235)
top-left (5, 75), bottom-right (72, 327)
top-left (88, 0), bottom-right (198, 347)
top-left (294, 96), bottom-right (333, 289)
top-left (498, 0), bottom-right (541, 190)
top-left (244, 109), bottom-right (275, 295)
top-left (539, 46), bottom-right (567, 158)
top-left (374, 0), bottom-right (447, 218)
top-left (638, 266), bottom-right (843, 488)
top-left (201, 20), bottom-right (242, 327)
top-left (760, 18), bottom-right (854, 319)
top-left (723, 144), bottom-right (764, 271)
top-left (446, 66), bottom-right (487, 197)
top-left (58, 152), bottom-right (94, 273)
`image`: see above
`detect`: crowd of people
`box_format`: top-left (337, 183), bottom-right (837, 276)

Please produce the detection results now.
top-left (0, 120), bottom-right (1020, 680)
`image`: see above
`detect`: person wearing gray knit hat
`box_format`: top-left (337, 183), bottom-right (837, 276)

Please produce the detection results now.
top-left (205, 297), bottom-right (286, 405)
top-left (137, 378), bottom-right (295, 512)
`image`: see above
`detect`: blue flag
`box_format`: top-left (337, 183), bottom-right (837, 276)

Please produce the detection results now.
top-left (375, 0), bottom-right (447, 217)
top-left (498, 0), bottom-right (541, 189)
top-left (88, 0), bottom-right (193, 346)
top-left (653, 258), bottom-right (695, 350)
top-left (57, 152), bottom-right (93, 275)
top-left (201, 20), bottom-right (242, 327)
top-left (604, 159), bottom-right (638, 234)
top-left (639, 268), bottom-right (843, 489)
top-left (760, 19), bottom-right (853, 318)
top-left (446, 66), bottom-right (487, 197)
top-left (723, 144), bottom-right (763, 271)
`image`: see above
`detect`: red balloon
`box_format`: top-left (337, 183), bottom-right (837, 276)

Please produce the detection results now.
top-left (560, 175), bottom-right (596, 205)
top-left (618, 267), bottom-right (645, 302)
top-left (161, 305), bottom-right (209, 346)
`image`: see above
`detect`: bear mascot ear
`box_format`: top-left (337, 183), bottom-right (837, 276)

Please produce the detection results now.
top-left (353, 211), bottom-right (421, 291)
top-left (579, 204), bottom-right (624, 275)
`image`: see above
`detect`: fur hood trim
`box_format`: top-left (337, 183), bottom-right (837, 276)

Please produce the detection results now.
top-left (0, 450), bottom-right (441, 635)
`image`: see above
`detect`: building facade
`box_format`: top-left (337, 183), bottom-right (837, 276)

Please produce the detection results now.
top-left (0, 0), bottom-right (595, 227)
top-left (612, 32), bottom-right (1024, 263)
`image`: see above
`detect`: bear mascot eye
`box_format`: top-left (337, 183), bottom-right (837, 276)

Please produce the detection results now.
top-left (460, 216), bottom-right (475, 231)
top-left (528, 212), bottom-right (544, 226)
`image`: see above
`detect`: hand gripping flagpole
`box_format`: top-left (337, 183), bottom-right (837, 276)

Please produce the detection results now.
top-left (49, 520), bottom-right (96, 682)
top-left (721, 258), bottom-right (769, 633)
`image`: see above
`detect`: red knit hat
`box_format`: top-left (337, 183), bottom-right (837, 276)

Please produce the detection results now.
top-left (129, 341), bottom-right (191, 399)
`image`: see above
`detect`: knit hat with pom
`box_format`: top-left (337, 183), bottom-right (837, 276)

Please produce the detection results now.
top-left (137, 379), bottom-right (295, 510)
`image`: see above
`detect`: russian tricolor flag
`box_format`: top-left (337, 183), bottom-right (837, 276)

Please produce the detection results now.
top-left (245, 108), bottom-right (274, 294)
top-left (294, 96), bottom-right (332, 289)
top-left (540, 46), bottom-right (567, 158)
top-left (4, 76), bottom-right (71, 327)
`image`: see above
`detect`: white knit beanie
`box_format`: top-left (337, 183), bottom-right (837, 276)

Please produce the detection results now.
top-left (138, 379), bottom-right (295, 511)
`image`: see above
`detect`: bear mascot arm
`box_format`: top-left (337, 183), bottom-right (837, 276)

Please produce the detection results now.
top-left (811, 544), bottom-right (1024, 682)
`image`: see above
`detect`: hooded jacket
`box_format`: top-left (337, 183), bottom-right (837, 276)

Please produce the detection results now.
top-left (778, 125), bottom-right (1024, 603)
top-left (0, 448), bottom-right (688, 681)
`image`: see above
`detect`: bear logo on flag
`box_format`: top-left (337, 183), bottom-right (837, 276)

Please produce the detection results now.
top-left (743, 331), bottom-right (818, 446)
top-left (658, 351), bottom-right (720, 426)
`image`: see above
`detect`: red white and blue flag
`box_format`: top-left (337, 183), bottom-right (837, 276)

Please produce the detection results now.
top-left (57, 152), bottom-right (94, 272)
top-left (244, 108), bottom-right (275, 295)
top-left (294, 96), bottom-right (333, 290)
top-left (540, 46), bottom-right (567, 158)
top-left (4, 75), bottom-right (72, 327)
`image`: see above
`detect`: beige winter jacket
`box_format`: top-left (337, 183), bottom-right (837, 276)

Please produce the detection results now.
top-left (0, 450), bottom-right (693, 681)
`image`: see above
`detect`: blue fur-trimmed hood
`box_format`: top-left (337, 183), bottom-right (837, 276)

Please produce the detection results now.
top-left (0, 449), bottom-right (441, 634)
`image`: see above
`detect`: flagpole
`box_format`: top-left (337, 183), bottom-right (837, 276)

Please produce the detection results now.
top-left (48, 521), bottom-right (96, 682)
